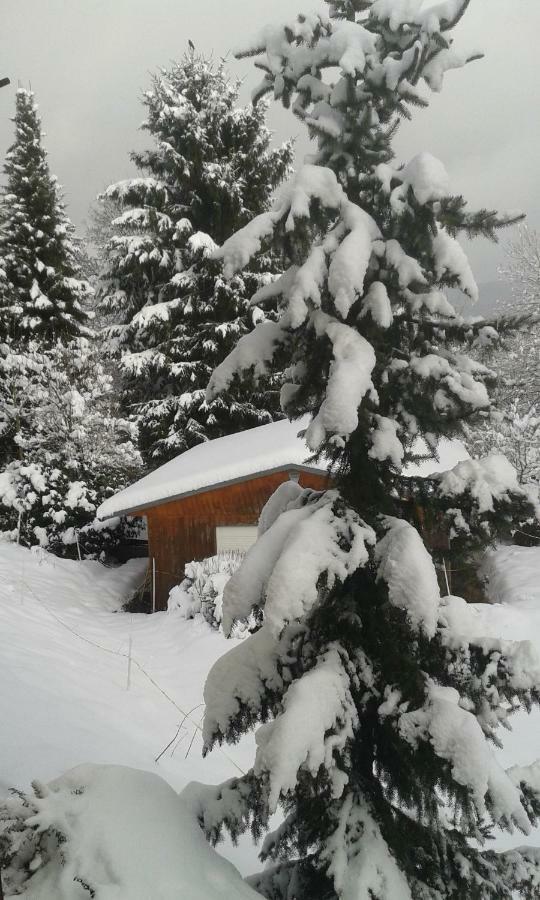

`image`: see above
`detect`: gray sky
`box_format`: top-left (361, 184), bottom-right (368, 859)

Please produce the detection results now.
top-left (1, 0), bottom-right (539, 288)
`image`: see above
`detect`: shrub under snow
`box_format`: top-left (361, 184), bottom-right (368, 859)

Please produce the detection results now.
top-left (0, 764), bottom-right (260, 900)
top-left (169, 552), bottom-right (250, 635)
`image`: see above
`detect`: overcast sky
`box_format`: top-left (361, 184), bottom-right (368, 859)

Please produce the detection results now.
top-left (1, 0), bottom-right (539, 288)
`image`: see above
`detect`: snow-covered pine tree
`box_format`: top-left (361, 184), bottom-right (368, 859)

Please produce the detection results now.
top-left (192, 3), bottom-right (540, 897)
top-left (0, 89), bottom-right (92, 344)
top-left (0, 338), bottom-right (141, 556)
top-left (98, 51), bottom-right (293, 466)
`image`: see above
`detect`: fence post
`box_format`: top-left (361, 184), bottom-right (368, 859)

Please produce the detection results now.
top-left (442, 557), bottom-right (451, 596)
top-left (152, 557), bottom-right (156, 613)
top-left (126, 634), bottom-right (132, 690)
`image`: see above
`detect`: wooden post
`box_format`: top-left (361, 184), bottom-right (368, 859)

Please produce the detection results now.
top-left (152, 557), bottom-right (156, 613)
top-left (126, 634), bottom-right (132, 690)
top-left (442, 557), bottom-right (451, 596)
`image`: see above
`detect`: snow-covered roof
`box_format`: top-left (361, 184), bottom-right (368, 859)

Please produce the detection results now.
top-left (98, 416), bottom-right (326, 519)
top-left (97, 419), bottom-right (470, 521)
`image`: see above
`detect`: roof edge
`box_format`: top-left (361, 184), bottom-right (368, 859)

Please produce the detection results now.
top-left (98, 463), bottom-right (330, 521)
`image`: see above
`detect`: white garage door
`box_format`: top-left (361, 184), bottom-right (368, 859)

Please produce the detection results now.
top-left (216, 525), bottom-right (259, 554)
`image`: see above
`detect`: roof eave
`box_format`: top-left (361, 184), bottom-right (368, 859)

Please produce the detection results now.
top-left (98, 463), bottom-right (330, 521)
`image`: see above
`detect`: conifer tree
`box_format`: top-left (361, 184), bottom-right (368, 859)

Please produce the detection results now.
top-left (193, 3), bottom-right (540, 897)
top-left (0, 89), bottom-right (91, 344)
top-left (98, 51), bottom-right (292, 466)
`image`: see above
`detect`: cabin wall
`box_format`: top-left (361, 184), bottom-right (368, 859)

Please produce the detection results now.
top-left (146, 470), bottom-right (329, 611)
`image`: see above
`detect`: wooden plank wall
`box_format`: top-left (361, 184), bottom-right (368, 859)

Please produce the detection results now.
top-left (147, 470), bottom-right (329, 611)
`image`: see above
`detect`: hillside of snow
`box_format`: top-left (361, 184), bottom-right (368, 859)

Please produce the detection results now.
top-left (1, 541), bottom-right (540, 888)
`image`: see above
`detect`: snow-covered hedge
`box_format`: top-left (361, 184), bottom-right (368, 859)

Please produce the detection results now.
top-left (0, 764), bottom-right (260, 899)
top-left (169, 552), bottom-right (250, 634)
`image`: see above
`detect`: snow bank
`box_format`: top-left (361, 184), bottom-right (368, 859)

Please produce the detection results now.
top-left (0, 764), bottom-right (260, 900)
top-left (481, 545), bottom-right (540, 609)
top-left (0, 543), bottom-right (260, 876)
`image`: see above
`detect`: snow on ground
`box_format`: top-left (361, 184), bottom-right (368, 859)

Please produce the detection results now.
top-left (1, 539), bottom-right (540, 885)
top-left (0, 543), bottom-right (258, 876)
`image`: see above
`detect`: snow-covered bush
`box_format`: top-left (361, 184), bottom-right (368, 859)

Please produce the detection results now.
top-left (0, 764), bottom-right (260, 900)
top-left (0, 339), bottom-right (141, 557)
top-left (169, 552), bottom-right (247, 632)
top-left (466, 400), bottom-right (540, 487)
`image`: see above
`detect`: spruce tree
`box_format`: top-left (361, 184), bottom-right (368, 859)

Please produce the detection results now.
top-left (0, 89), bottom-right (91, 344)
top-left (98, 51), bottom-right (293, 466)
top-left (194, 3), bottom-right (540, 897)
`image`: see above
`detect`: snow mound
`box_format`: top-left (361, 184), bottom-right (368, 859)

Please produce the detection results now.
top-left (0, 763), bottom-right (260, 900)
top-left (481, 545), bottom-right (540, 609)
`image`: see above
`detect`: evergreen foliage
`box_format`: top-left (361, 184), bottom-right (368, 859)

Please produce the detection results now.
top-left (0, 89), bottom-right (91, 344)
top-left (197, 3), bottom-right (540, 897)
top-left (0, 338), bottom-right (141, 556)
top-left (98, 51), bottom-right (293, 466)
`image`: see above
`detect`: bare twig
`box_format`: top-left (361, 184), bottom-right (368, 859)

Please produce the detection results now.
top-left (155, 704), bottom-right (203, 763)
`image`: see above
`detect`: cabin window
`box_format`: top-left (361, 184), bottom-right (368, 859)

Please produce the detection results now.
top-left (215, 525), bottom-right (258, 554)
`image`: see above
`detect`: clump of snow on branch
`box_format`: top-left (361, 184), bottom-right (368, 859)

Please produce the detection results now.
top-left (305, 316), bottom-right (376, 450)
top-left (398, 680), bottom-right (532, 833)
top-left (375, 152), bottom-right (450, 211)
top-left (220, 488), bottom-right (374, 639)
top-left (375, 517), bottom-right (440, 637)
top-left (203, 627), bottom-right (284, 746)
top-left (436, 455), bottom-right (523, 513)
top-left (322, 793), bottom-right (413, 900)
top-left (432, 228), bottom-right (479, 302)
top-left (369, 415), bottom-right (404, 467)
top-left (255, 645), bottom-right (357, 811)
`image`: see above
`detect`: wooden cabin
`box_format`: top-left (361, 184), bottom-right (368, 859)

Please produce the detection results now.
top-left (98, 418), bottom-right (329, 611)
top-left (98, 417), bottom-right (471, 612)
